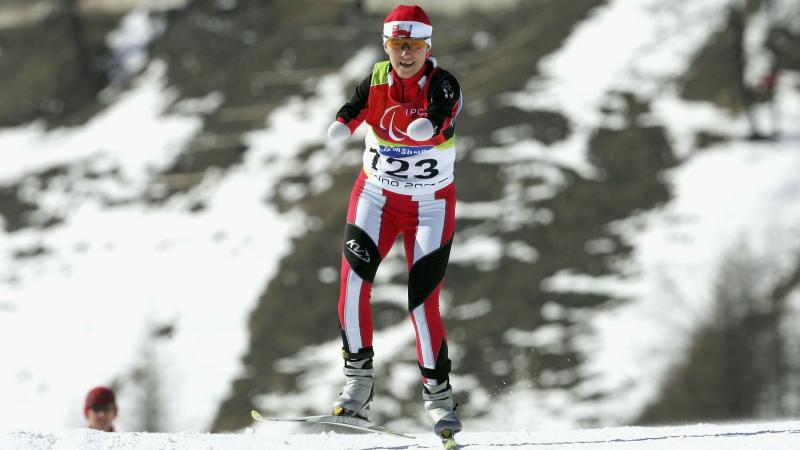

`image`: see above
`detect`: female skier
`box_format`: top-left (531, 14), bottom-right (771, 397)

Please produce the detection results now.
top-left (325, 4), bottom-right (464, 443)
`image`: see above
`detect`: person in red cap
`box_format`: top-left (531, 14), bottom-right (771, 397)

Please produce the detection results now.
top-left (84, 386), bottom-right (118, 431)
top-left (326, 4), bottom-right (463, 442)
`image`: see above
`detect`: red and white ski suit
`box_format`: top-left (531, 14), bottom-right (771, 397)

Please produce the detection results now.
top-left (335, 57), bottom-right (462, 384)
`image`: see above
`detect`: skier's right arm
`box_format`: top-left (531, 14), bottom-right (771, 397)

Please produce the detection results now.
top-left (328, 74), bottom-right (371, 141)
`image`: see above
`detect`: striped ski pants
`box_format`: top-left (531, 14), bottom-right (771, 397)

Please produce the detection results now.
top-left (338, 171), bottom-right (454, 385)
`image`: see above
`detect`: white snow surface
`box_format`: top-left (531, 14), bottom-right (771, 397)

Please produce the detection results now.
top-left (3, 420), bottom-right (800, 449)
top-left (1, 0), bottom-right (800, 439)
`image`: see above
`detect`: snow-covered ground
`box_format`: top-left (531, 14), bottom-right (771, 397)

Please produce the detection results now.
top-left (1, 0), bottom-right (799, 437)
top-left (3, 420), bottom-right (800, 450)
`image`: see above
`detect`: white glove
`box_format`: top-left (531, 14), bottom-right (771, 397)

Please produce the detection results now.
top-left (406, 118), bottom-right (434, 141)
top-left (327, 121), bottom-right (351, 141)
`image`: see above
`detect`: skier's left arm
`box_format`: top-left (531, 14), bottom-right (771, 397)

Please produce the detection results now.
top-left (406, 71), bottom-right (462, 141)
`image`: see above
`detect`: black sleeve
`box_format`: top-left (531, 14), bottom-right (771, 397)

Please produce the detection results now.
top-left (336, 74), bottom-right (371, 123)
top-left (426, 71), bottom-right (461, 134)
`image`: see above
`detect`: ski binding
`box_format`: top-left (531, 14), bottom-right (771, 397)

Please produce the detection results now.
top-left (440, 428), bottom-right (458, 449)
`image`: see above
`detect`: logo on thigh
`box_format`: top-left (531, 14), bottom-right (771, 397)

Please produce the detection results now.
top-left (346, 239), bottom-right (371, 263)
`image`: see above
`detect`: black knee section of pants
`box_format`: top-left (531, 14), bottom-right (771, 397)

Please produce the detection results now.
top-left (408, 237), bottom-right (452, 312)
top-left (343, 223), bottom-right (381, 283)
top-left (419, 339), bottom-right (452, 384)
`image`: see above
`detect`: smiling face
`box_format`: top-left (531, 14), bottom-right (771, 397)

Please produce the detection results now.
top-left (384, 38), bottom-right (429, 79)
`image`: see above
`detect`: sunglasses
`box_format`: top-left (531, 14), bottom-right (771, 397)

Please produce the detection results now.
top-left (385, 38), bottom-right (428, 51)
top-left (90, 403), bottom-right (115, 413)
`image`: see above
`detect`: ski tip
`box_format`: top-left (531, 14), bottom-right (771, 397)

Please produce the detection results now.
top-left (250, 410), bottom-right (263, 420)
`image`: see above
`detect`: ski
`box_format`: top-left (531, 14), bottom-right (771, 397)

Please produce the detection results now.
top-left (250, 410), bottom-right (415, 439)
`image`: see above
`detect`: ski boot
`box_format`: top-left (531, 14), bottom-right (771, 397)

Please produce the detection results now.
top-left (423, 379), bottom-right (461, 448)
top-left (332, 348), bottom-right (374, 420)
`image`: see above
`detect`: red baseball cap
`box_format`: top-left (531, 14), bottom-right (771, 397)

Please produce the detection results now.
top-left (84, 386), bottom-right (117, 417)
